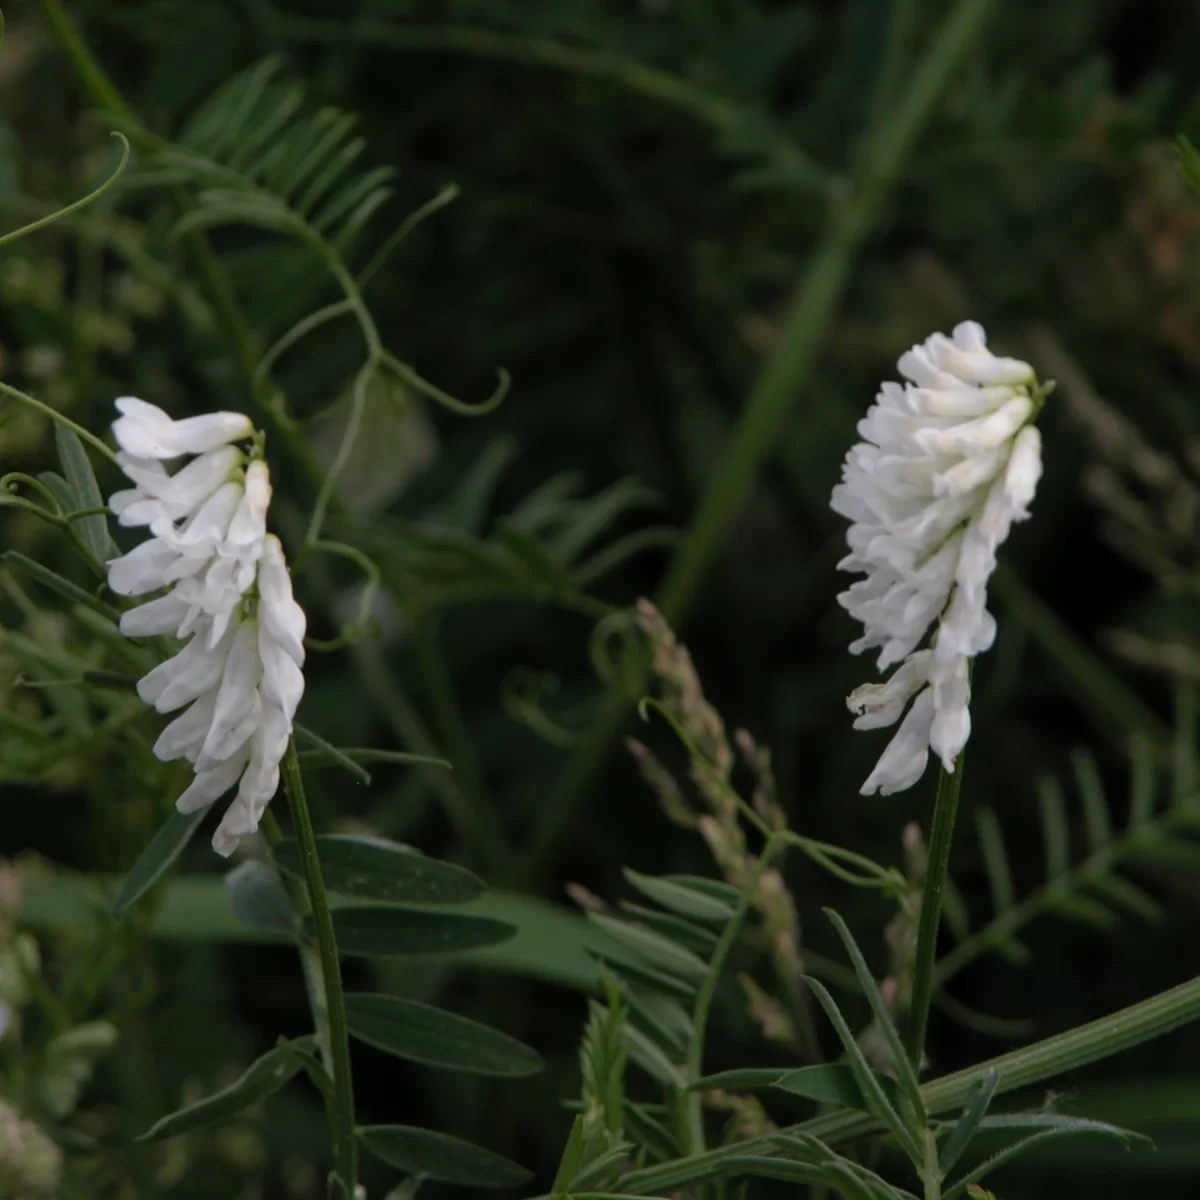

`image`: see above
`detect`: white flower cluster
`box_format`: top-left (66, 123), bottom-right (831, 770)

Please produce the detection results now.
top-left (832, 322), bottom-right (1044, 796)
top-left (106, 398), bottom-right (306, 854)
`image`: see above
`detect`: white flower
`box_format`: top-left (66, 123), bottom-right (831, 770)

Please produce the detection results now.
top-left (832, 322), bottom-right (1044, 796)
top-left (107, 401), bottom-right (305, 854)
top-left (112, 396), bottom-right (254, 459)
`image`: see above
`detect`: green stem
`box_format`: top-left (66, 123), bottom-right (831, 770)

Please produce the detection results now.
top-left (527, 0), bottom-right (999, 876)
top-left (904, 762), bottom-right (965, 1069)
top-left (618, 970), bottom-right (1200, 1194)
top-left (260, 812), bottom-right (335, 1073)
top-left (0, 380), bottom-right (117, 464)
top-left (863, 0), bottom-right (921, 148)
top-left (281, 742), bottom-right (357, 1194)
top-left (38, 0), bottom-right (136, 120)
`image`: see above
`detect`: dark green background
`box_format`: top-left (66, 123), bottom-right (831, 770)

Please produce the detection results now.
top-left (5, 0), bottom-right (1200, 1196)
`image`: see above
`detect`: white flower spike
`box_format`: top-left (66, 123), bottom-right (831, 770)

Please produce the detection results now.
top-left (832, 321), bottom-right (1045, 796)
top-left (106, 400), bottom-right (305, 854)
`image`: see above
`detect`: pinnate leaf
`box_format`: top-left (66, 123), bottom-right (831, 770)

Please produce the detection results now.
top-left (113, 810), bottom-right (206, 918)
top-left (344, 993), bottom-right (542, 1077)
top-left (358, 1125), bottom-right (532, 1188)
top-left (275, 834), bottom-right (483, 904)
top-left (140, 1037), bottom-right (315, 1141)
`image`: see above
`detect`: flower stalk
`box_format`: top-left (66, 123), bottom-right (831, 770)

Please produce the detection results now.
top-left (281, 740), bottom-right (357, 1195)
top-left (903, 760), bottom-right (966, 1070)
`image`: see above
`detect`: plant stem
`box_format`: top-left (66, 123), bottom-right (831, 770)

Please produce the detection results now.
top-left (904, 762), bottom-right (965, 1069)
top-left (0, 380), bottom-right (118, 464)
top-left (618, 969), bottom-right (1200, 1195)
top-left (281, 741), bottom-right (357, 1194)
top-left (260, 811), bottom-right (336, 1074)
top-left (38, 0), bottom-right (136, 120)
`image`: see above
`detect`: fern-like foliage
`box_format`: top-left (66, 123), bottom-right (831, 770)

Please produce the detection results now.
top-left (936, 688), bottom-right (1200, 990)
top-left (351, 439), bottom-right (676, 618)
top-left (131, 55), bottom-right (392, 257)
top-left (120, 57), bottom-right (508, 556)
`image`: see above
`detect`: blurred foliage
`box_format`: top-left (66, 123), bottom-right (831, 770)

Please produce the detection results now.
top-left (5, 0), bottom-right (1200, 1196)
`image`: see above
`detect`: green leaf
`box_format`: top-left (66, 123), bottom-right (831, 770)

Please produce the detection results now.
top-left (1128, 733), bottom-right (1157, 828)
top-left (773, 1064), bottom-right (902, 1111)
top-left (1038, 776), bottom-right (1071, 882)
top-left (358, 1125), bottom-right (532, 1188)
top-left (623, 985), bottom-right (692, 1057)
top-left (551, 1114), bottom-right (587, 1196)
top-left (623, 1102), bottom-right (679, 1162)
top-left (622, 869), bottom-right (735, 921)
top-left (496, 523), bottom-right (575, 596)
top-left (328, 906), bottom-right (516, 956)
top-left (1071, 749), bottom-right (1112, 853)
top-left (22, 876), bottom-right (600, 992)
top-left (689, 1068), bottom-right (789, 1092)
top-left (140, 1037), bottom-right (314, 1141)
top-left (974, 808), bottom-right (1015, 916)
top-left (661, 875), bottom-right (742, 906)
top-left (942, 1116), bottom-right (1150, 1200)
top-left (344, 993), bottom-right (543, 1077)
top-left (972, 1112), bottom-right (1149, 1140)
top-left (586, 913), bottom-right (709, 983)
top-left (3, 552), bottom-right (114, 616)
top-left (546, 477), bottom-right (659, 564)
top-left (294, 745), bottom-right (451, 775)
top-left (294, 721), bottom-right (371, 783)
top-left (939, 1069), bottom-right (1000, 1176)
top-left (275, 834), bottom-right (484, 904)
top-left (567, 1143), bottom-right (637, 1192)
top-left (224, 861), bottom-right (293, 937)
top-left (1081, 872), bottom-right (1163, 922)
top-left (616, 902), bottom-right (718, 955)
top-left (113, 810), bottom-right (206, 918)
top-left (597, 953), bottom-right (696, 1001)
top-left (82, 669), bottom-right (140, 692)
top-left (700, 1155), bottom-right (870, 1193)
top-left (823, 908), bottom-right (924, 1123)
top-left (622, 1023), bottom-right (686, 1089)
top-left (37, 470), bottom-right (75, 515)
top-left (55, 426), bottom-right (118, 565)
top-left (1045, 891), bottom-right (1120, 930)
top-left (801, 979), bottom-right (921, 1161)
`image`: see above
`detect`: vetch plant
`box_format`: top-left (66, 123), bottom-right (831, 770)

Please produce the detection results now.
top-left (13, 3), bottom-right (1200, 1197)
